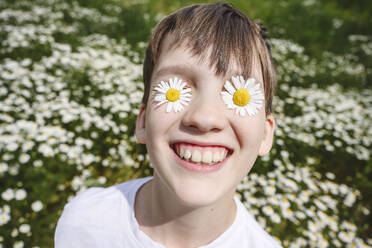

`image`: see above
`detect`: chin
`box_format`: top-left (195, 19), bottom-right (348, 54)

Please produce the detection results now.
top-left (168, 175), bottom-right (234, 209)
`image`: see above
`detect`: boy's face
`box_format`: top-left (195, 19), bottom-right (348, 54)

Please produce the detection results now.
top-left (136, 37), bottom-right (275, 207)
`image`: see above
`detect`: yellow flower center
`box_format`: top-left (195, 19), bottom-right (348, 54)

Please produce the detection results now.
top-left (166, 88), bottom-right (180, 102)
top-left (233, 89), bottom-right (250, 106)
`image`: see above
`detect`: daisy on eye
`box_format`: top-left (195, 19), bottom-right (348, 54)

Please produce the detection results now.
top-left (221, 76), bottom-right (264, 117)
top-left (153, 77), bottom-right (192, 113)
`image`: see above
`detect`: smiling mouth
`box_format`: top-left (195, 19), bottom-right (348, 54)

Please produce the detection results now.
top-left (171, 142), bottom-right (232, 165)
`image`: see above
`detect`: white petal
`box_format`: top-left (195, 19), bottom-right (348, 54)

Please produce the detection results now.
top-left (245, 107), bottom-right (252, 116)
top-left (247, 77), bottom-right (256, 85)
top-left (245, 80), bottom-right (255, 90)
top-left (231, 76), bottom-right (241, 89)
top-left (173, 103), bottom-right (179, 112)
top-left (224, 81), bottom-right (236, 95)
top-left (177, 103), bottom-right (184, 112)
top-left (180, 96), bottom-right (191, 102)
top-left (221, 94), bottom-right (233, 105)
top-left (161, 81), bottom-right (169, 90)
top-left (181, 88), bottom-right (191, 94)
top-left (166, 103), bottom-right (173, 112)
top-left (227, 104), bottom-right (235, 109)
top-left (156, 100), bottom-right (167, 106)
top-left (169, 78), bottom-right (174, 88)
top-left (155, 94), bottom-right (165, 101)
top-left (239, 75), bottom-right (246, 86)
top-left (176, 78), bottom-right (184, 88)
top-left (251, 110), bottom-right (258, 116)
top-left (250, 84), bottom-right (260, 93)
top-left (252, 93), bottom-right (264, 101)
top-left (182, 93), bottom-right (192, 98)
top-left (178, 100), bottom-right (188, 106)
top-left (154, 86), bottom-right (166, 93)
top-left (221, 91), bottom-right (231, 97)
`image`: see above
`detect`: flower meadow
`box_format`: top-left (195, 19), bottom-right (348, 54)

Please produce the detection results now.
top-left (0, 0), bottom-right (371, 247)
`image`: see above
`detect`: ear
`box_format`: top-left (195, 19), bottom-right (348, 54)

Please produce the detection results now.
top-left (258, 113), bottom-right (275, 156)
top-left (135, 104), bottom-right (147, 144)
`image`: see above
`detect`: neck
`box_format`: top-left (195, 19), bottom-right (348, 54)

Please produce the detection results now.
top-left (135, 177), bottom-right (237, 248)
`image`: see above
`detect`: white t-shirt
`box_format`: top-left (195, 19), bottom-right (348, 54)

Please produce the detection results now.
top-left (55, 177), bottom-right (282, 248)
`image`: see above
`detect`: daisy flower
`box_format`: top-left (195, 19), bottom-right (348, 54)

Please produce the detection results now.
top-left (153, 77), bottom-right (192, 112)
top-left (221, 76), bottom-right (264, 116)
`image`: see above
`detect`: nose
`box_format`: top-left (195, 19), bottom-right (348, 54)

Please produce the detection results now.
top-left (181, 93), bottom-right (228, 133)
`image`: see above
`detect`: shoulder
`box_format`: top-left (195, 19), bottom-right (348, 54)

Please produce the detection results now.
top-left (234, 198), bottom-right (282, 248)
top-left (54, 177), bottom-right (152, 246)
top-left (59, 186), bottom-right (122, 224)
top-left (58, 177), bottom-right (151, 224)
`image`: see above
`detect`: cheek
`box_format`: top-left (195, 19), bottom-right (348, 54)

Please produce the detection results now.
top-left (145, 105), bottom-right (179, 141)
top-left (233, 116), bottom-right (266, 148)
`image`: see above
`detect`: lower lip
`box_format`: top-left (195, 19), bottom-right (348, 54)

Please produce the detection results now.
top-left (171, 147), bottom-right (227, 173)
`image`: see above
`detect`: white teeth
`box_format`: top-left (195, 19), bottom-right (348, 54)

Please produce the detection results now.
top-left (191, 150), bottom-right (201, 163)
top-left (212, 152), bottom-right (221, 163)
top-left (175, 144), bottom-right (229, 165)
top-left (221, 150), bottom-right (226, 159)
top-left (180, 146), bottom-right (185, 158)
top-left (202, 151), bottom-right (212, 164)
top-left (184, 150), bottom-right (192, 160)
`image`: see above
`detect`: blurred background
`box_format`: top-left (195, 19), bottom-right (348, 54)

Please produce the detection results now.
top-left (0, 0), bottom-right (371, 247)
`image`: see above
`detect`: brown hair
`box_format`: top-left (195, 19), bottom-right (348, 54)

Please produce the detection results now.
top-left (142, 2), bottom-right (277, 114)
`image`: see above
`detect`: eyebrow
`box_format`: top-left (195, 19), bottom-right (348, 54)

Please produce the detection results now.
top-left (152, 65), bottom-right (195, 82)
top-left (152, 64), bottom-right (245, 83)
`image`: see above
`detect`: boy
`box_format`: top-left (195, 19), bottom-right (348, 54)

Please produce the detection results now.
top-left (55, 2), bottom-right (281, 247)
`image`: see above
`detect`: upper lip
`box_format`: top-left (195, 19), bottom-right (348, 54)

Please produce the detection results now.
top-left (170, 139), bottom-right (234, 151)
